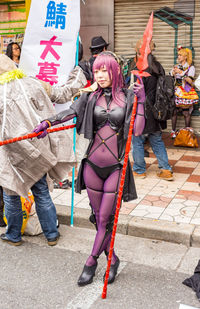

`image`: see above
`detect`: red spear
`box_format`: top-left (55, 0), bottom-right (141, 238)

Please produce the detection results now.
top-left (102, 12), bottom-right (154, 299)
top-left (0, 124), bottom-right (76, 146)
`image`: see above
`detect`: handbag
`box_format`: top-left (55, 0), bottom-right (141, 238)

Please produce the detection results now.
top-left (174, 128), bottom-right (198, 148)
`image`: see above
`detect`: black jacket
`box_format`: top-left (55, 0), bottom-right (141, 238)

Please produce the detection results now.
top-left (143, 69), bottom-right (167, 134)
top-left (128, 54), bottom-right (167, 134)
top-left (48, 89), bottom-right (137, 202)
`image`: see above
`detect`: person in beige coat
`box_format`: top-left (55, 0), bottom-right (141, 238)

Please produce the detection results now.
top-left (0, 54), bottom-right (86, 246)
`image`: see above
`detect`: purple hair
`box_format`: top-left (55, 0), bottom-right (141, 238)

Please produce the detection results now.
top-left (92, 53), bottom-right (125, 106)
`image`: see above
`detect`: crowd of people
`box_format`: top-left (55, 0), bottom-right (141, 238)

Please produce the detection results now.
top-left (0, 35), bottom-right (200, 287)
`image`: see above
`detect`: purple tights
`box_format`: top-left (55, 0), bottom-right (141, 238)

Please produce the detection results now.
top-left (83, 163), bottom-right (120, 266)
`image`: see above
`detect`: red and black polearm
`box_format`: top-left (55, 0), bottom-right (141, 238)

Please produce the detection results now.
top-left (101, 12), bottom-right (154, 299)
top-left (0, 124), bottom-right (76, 146)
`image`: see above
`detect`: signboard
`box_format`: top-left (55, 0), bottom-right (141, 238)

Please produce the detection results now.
top-left (20, 0), bottom-right (80, 86)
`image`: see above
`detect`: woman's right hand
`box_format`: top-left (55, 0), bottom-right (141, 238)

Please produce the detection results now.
top-left (33, 121), bottom-right (50, 139)
top-left (133, 75), bottom-right (146, 102)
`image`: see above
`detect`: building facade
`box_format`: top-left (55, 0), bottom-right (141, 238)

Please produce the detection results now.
top-left (1, 0), bottom-right (200, 130)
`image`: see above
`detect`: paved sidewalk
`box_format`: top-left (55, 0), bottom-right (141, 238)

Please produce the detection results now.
top-left (51, 133), bottom-right (200, 248)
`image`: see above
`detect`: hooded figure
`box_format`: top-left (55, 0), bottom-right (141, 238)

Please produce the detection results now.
top-left (0, 54), bottom-right (87, 197)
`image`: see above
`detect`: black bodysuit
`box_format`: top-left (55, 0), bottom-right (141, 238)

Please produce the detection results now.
top-left (86, 89), bottom-right (126, 180)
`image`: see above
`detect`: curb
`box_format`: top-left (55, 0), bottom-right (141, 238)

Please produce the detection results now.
top-left (56, 204), bottom-right (200, 248)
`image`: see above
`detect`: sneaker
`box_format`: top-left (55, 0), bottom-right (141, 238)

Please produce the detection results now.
top-left (0, 233), bottom-right (22, 246)
top-left (133, 171), bottom-right (147, 179)
top-left (157, 169), bottom-right (173, 181)
top-left (53, 181), bottom-right (63, 189)
top-left (54, 180), bottom-right (69, 189)
top-left (170, 130), bottom-right (176, 139)
top-left (47, 232), bottom-right (60, 246)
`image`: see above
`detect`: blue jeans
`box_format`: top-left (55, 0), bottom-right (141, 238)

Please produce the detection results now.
top-left (132, 131), bottom-right (172, 174)
top-left (3, 175), bottom-right (58, 242)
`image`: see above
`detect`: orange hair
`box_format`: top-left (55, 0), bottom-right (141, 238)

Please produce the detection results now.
top-left (178, 48), bottom-right (192, 66)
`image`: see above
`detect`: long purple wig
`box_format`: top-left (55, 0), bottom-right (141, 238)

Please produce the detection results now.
top-left (92, 53), bottom-right (125, 106)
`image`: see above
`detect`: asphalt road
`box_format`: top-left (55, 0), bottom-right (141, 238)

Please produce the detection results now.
top-left (0, 225), bottom-right (200, 309)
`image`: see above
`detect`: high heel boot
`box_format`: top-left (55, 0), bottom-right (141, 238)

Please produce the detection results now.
top-left (77, 262), bottom-right (98, 286)
top-left (103, 256), bottom-right (120, 284)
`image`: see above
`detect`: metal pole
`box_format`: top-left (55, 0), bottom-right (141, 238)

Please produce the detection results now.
top-left (70, 34), bottom-right (79, 227)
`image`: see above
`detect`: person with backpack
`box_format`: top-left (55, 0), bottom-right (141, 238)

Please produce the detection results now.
top-left (129, 39), bottom-right (173, 181)
top-left (170, 47), bottom-right (199, 138)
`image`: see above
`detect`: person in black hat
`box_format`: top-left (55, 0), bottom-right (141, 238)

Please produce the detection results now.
top-left (78, 36), bottom-right (109, 85)
top-left (88, 36), bottom-right (109, 82)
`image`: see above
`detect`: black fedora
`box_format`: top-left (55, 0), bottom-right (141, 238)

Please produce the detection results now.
top-left (90, 36), bottom-right (109, 50)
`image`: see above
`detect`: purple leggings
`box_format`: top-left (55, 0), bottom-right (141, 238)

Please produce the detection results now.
top-left (83, 163), bottom-right (121, 266)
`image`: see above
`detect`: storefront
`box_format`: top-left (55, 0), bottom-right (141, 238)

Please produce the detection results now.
top-left (81, 0), bottom-right (200, 128)
top-left (0, 1), bottom-right (28, 53)
top-left (1, 0), bottom-right (200, 127)
top-left (114, 0), bottom-right (200, 124)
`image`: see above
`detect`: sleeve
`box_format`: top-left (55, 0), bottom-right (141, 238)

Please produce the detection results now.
top-left (143, 75), bottom-right (157, 106)
top-left (188, 65), bottom-right (195, 78)
top-left (47, 107), bottom-right (76, 126)
top-left (47, 92), bottom-right (89, 126)
top-left (49, 66), bottom-right (87, 104)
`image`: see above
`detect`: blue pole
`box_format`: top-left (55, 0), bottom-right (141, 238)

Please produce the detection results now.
top-left (70, 34), bottom-right (79, 227)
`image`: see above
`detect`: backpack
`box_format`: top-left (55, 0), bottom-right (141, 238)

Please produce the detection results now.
top-left (152, 75), bottom-right (176, 121)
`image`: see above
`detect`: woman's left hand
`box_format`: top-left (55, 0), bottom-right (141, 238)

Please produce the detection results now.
top-left (133, 76), bottom-right (146, 102)
top-left (33, 121), bottom-right (50, 139)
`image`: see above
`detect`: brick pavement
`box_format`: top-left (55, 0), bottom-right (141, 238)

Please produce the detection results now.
top-left (51, 132), bottom-right (200, 244)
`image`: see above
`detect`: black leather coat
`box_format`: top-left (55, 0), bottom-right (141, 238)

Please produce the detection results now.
top-left (48, 89), bottom-right (137, 202)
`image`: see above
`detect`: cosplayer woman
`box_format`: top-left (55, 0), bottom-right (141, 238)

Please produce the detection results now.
top-left (170, 47), bottom-right (199, 138)
top-left (34, 52), bottom-right (144, 286)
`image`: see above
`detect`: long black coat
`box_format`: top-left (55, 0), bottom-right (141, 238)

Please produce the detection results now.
top-left (130, 54), bottom-right (167, 134)
top-left (143, 69), bottom-right (167, 134)
top-left (57, 89), bottom-right (138, 202)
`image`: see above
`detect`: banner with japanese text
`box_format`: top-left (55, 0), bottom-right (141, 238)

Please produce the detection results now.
top-left (20, 0), bottom-right (80, 87)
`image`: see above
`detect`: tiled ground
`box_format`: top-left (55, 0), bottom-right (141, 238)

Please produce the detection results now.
top-left (51, 133), bottom-right (200, 226)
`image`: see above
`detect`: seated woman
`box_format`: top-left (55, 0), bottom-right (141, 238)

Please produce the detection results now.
top-left (170, 47), bottom-right (199, 138)
top-left (33, 51), bottom-right (146, 286)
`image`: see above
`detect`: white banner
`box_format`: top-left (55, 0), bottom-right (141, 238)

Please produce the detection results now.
top-left (20, 0), bottom-right (80, 86)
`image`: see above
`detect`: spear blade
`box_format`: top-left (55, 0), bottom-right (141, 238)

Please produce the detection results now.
top-left (137, 12), bottom-right (154, 72)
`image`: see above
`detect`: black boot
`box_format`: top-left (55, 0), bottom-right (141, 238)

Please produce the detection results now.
top-left (104, 256), bottom-right (120, 284)
top-left (77, 263), bottom-right (98, 286)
